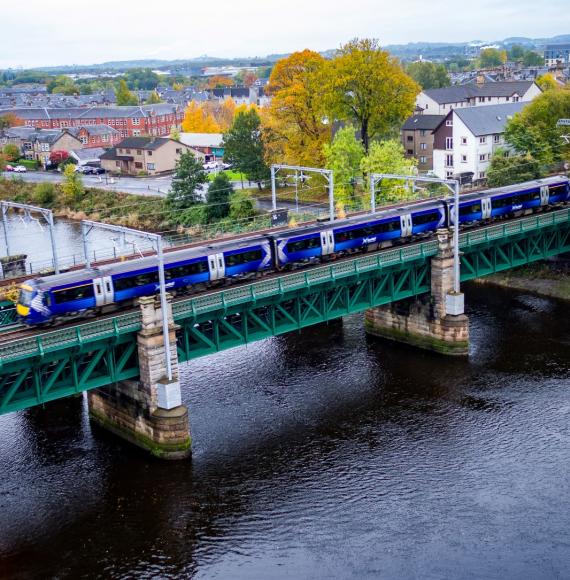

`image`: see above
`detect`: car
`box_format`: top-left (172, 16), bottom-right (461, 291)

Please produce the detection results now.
top-left (202, 161), bottom-right (218, 171)
top-left (13, 165), bottom-right (27, 173)
top-left (4, 164), bottom-right (14, 172)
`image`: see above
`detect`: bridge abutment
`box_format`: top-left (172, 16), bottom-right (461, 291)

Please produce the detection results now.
top-left (88, 295), bottom-right (191, 459)
top-left (365, 229), bottom-right (469, 356)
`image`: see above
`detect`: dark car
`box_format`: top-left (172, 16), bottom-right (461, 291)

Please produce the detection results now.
top-left (82, 165), bottom-right (105, 175)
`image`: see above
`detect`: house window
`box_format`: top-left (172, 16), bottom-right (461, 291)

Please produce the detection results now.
top-left (175, 148), bottom-right (182, 154)
top-left (425, 103), bottom-right (428, 109)
top-left (446, 120), bottom-right (453, 127)
top-left (479, 97), bottom-right (485, 103)
top-left (461, 137), bottom-right (467, 145)
top-left (147, 151), bottom-right (152, 156)
top-left (135, 162), bottom-right (143, 169)
top-left (407, 135), bottom-right (413, 142)
top-left (126, 149), bottom-right (131, 154)
top-left (407, 149), bottom-right (413, 155)
top-left (121, 130), bottom-right (128, 137)
top-left (446, 171), bottom-right (453, 179)
top-left (80, 137), bottom-right (88, 144)
top-left (132, 118), bottom-right (140, 125)
top-left (494, 135), bottom-right (500, 143)
top-left (479, 171), bottom-right (486, 179)
top-left (479, 154), bottom-right (487, 161)
top-left (147, 163), bottom-right (155, 170)
top-left (420, 143), bottom-right (427, 150)
top-left (137, 149), bottom-right (142, 155)
top-left (420, 130), bottom-right (426, 137)
top-left (115, 161), bottom-right (121, 167)
top-left (445, 137), bottom-right (453, 150)
top-left (419, 156), bottom-right (427, 164)
top-left (513, 96), bottom-right (519, 102)
top-left (461, 155), bottom-right (467, 163)
top-left (102, 134), bottom-right (108, 142)
top-left (479, 136), bottom-right (486, 144)
top-left (133, 130), bottom-right (141, 137)
top-left (506, 96), bottom-right (510, 101)
top-left (445, 154), bottom-right (453, 167)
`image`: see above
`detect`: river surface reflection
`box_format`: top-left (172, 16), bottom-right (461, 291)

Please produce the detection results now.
top-left (0, 284), bottom-right (569, 579)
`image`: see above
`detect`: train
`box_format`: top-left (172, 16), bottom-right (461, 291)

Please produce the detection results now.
top-left (16, 175), bottom-right (570, 325)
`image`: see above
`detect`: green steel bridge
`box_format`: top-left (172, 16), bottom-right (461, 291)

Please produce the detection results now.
top-left (0, 208), bottom-right (568, 416)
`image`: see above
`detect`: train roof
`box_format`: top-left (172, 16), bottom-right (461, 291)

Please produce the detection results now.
top-left (33, 268), bottom-right (100, 289)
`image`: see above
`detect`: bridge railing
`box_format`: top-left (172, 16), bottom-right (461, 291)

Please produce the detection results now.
top-left (0, 207), bottom-right (568, 365)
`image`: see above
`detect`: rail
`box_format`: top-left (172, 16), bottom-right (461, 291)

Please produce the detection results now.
top-left (0, 207), bottom-right (568, 365)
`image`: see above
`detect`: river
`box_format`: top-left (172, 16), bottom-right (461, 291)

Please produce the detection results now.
top-left (0, 280), bottom-right (569, 578)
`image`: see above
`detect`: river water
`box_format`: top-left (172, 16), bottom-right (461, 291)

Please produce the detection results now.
top-left (0, 279), bottom-right (569, 578)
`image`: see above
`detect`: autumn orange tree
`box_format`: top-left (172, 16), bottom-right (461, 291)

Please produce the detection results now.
top-left (262, 49), bottom-right (331, 167)
top-left (181, 100), bottom-right (221, 133)
top-left (323, 38), bottom-right (419, 152)
top-left (207, 76), bottom-right (234, 89)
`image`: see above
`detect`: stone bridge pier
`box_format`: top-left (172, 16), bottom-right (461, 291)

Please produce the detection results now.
top-left (365, 229), bottom-right (469, 355)
top-left (88, 295), bottom-right (191, 459)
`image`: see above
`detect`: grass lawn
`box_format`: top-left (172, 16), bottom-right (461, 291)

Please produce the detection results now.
top-left (207, 170), bottom-right (247, 182)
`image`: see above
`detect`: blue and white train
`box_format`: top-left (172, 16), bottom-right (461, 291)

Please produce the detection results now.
top-left (16, 175), bottom-right (570, 325)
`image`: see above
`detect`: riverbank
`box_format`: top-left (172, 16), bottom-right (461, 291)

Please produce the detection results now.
top-left (474, 260), bottom-right (570, 301)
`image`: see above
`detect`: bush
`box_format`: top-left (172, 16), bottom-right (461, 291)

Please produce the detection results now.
top-left (178, 205), bottom-right (206, 226)
top-left (229, 190), bottom-right (256, 220)
top-left (16, 159), bottom-right (39, 170)
top-left (33, 183), bottom-right (56, 206)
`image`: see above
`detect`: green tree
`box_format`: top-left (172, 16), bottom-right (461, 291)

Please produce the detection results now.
top-left (523, 51), bottom-right (544, 66)
top-left (223, 108), bottom-right (269, 189)
top-left (115, 79), bottom-right (138, 106)
top-left (145, 90), bottom-right (162, 104)
top-left (323, 126), bottom-right (365, 203)
top-left (61, 164), bottom-right (85, 205)
top-left (536, 73), bottom-right (558, 92)
top-left (205, 172), bottom-right (233, 221)
top-left (360, 140), bottom-right (417, 202)
top-left (406, 61), bottom-right (450, 90)
top-left (486, 150), bottom-right (543, 187)
top-left (324, 38), bottom-right (419, 152)
top-left (168, 151), bottom-right (207, 209)
top-left (33, 183), bottom-right (56, 206)
top-left (170, 126), bottom-right (181, 141)
top-left (508, 44), bottom-right (526, 61)
top-left (479, 48), bottom-right (504, 68)
top-left (2, 144), bottom-right (20, 162)
top-left (229, 190), bottom-right (256, 220)
top-left (504, 89), bottom-right (570, 163)
top-left (123, 68), bottom-right (160, 90)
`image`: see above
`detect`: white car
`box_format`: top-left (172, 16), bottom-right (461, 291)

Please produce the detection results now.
top-left (202, 161), bottom-right (218, 171)
top-left (13, 165), bottom-right (27, 173)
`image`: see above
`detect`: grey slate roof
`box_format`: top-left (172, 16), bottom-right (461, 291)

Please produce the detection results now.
top-left (453, 102), bottom-right (526, 136)
top-left (424, 81), bottom-right (537, 104)
top-left (115, 136), bottom-right (171, 150)
top-left (402, 114), bottom-right (446, 131)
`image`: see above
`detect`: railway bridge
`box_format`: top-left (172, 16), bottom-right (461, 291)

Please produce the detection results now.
top-left (0, 208), bottom-right (568, 458)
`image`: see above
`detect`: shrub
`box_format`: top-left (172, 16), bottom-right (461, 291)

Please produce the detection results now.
top-left (16, 159), bottom-right (39, 170)
top-left (33, 183), bottom-right (56, 206)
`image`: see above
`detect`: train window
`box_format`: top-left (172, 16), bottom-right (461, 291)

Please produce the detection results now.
top-left (52, 284), bottom-right (95, 304)
top-left (114, 271), bottom-right (159, 291)
top-left (459, 203), bottom-right (482, 216)
top-left (166, 260), bottom-right (208, 280)
top-left (225, 249), bottom-right (263, 267)
top-left (413, 211), bottom-right (441, 224)
top-left (492, 196), bottom-right (511, 208)
top-left (549, 185), bottom-right (566, 197)
top-left (287, 237), bottom-right (321, 253)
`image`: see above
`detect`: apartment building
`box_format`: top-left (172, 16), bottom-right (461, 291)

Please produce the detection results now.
top-left (401, 115), bottom-right (446, 172)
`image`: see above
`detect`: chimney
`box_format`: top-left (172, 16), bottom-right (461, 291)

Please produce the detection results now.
top-left (476, 74), bottom-right (485, 85)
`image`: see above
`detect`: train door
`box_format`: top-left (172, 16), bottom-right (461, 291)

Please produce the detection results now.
top-left (400, 214), bottom-right (413, 237)
top-left (320, 230), bottom-right (335, 256)
top-left (93, 276), bottom-right (114, 306)
top-left (208, 253), bottom-right (226, 281)
top-left (482, 198), bottom-right (492, 219)
top-left (540, 185), bottom-right (549, 206)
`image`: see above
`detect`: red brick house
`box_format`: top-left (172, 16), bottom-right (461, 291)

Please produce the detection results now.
top-left (74, 125), bottom-right (121, 148)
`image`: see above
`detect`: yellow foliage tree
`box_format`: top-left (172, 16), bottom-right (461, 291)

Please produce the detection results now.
top-left (262, 49), bottom-right (331, 167)
top-left (181, 100), bottom-right (221, 133)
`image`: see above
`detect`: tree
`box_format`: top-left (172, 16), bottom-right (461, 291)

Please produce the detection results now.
top-left (323, 126), bottom-right (365, 203)
top-left (145, 90), bottom-right (162, 104)
top-left (523, 51), bottom-right (544, 66)
top-left (406, 61), bottom-right (450, 90)
top-left (205, 172), bottom-right (233, 221)
top-left (262, 49), bottom-right (330, 167)
top-left (229, 190), bottom-right (255, 220)
top-left (115, 79), bottom-right (138, 106)
top-left (536, 73), bottom-right (558, 92)
top-left (123, 68), bottom-right (160, 90)
top-left (61, 164), bottom-right (85, 205)
top-left (0, 113), bottom-right (21, 129)
top-left (323, 38), bottom-right (419, 152)
top-left (207, 76), bottom-right (234, 89)
top-left (479, 48), bottom-right (504, 68)
top-left (49, 150), bottom-right (69, 166)
top-left (508, 44), bottom-right (526, 61)
top-left (486, 150), bottom-right (542, 187)
top-left (360, 140), bottom-right (417, 202)
top-left (181, 100), bottom-right (221, 133)
top-left (223, 108), bottom-right (269, 189)
top-left (169, 126), bottom-right (181, 141)
top-left (504, 89), bottom-right (570, 163)
top-left (2, 144), bottom-right (20, 162)
top-left (167, 151), bottom-right (208, 209)
top-left (33, 183), bottom-right (56, 206)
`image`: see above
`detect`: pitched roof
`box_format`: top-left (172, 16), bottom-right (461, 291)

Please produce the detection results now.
top-left (115, 136), bottom-right (171, 150)
top-left (423, 81), bottom-right (537, 104)
top-left (402, 114), bottom-right (446, 131)
top-left (453, 102), bottom-right (526, 136)
top-left (179, 132), bottom-right (223, 148)
top-left (100, 148), bottom-right (133, 161)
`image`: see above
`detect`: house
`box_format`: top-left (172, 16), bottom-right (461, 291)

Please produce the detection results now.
top-left (29, 130), bottom-right (83, 167)
top-left (544, 44), bottom-right (570, 67)
top-left (100, 136), bottom-right (205, 175)
top-left (73, 125), bottom-right (121, 148)
top-left (432, 102), bottom-right (526, 181)
top-left (401, 115), bottom-right (446, 172)
top-left (178, 132), bottom-right (224, 162)
top-left (0, 104), bottom-right (184, 138)
top-left (416, 81), bottom-right (541, 115)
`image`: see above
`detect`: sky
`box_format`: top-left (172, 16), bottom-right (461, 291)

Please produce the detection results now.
top-left (2, 0), bottom-right (570, 69)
